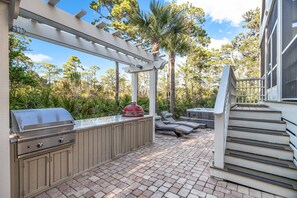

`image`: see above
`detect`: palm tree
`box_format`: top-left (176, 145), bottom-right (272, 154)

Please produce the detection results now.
top-left (163, 34), bottom-right (190, 114)
top-left (129, 1), bottom-right (171, 55)
top-left (129, 1), bottom-right (186, 112)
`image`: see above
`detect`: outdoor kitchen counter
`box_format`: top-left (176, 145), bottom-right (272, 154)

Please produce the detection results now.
top-left (74, 114), bottom-right (153, 131)
top-left (71, 114), bottom-right (154, 182)
top-left (10, 114), bottom-right (154, 198)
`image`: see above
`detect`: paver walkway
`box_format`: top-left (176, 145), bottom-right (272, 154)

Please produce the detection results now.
top-left (36, 129), bottom-right (280, 198)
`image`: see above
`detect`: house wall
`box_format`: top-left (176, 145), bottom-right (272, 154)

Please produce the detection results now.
top-left (261, 0), bottom-right (297, 101)
top-left (265, 101), bottom-right (297, 166)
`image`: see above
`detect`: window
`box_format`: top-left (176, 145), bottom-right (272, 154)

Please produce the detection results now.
top-left (282, 0), bottom-right (297, 50)
top-left (266, 1), bottom-right (278, 91)
top-left (282, 0), bottom-right (297, 99)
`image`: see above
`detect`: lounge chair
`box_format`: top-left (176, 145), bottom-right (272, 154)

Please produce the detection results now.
top-left (155, 116), bottom-right (193, 137)
top-left (160, 111), bottom-right (205, 129)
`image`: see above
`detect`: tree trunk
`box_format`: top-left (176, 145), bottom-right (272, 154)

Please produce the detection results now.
top-left (169, 52), bottom-right (176, 114)
top-left (152, 41), bottom-right (160, 112)
top-left (199, 65), bottom-right (202, 101)
top-left (115, 61), bottom-right (119, 101)
top-left (166, 65), bottom-right (170, 105)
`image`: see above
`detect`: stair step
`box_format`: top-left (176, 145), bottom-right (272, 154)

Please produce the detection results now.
top-left (226, 149), bottom-right (297, 170)
top-left (228, 126), bottom-right (288, 136)
top-left (226, 137), bottom-right (293, 160)
top-left (230, 109), bottom-right (281, 121)
top-left (228, 126), bottom-right (289, 144)
top-left (231, 106), bottom-right (281, 113)
top-left (225, 164), bottom-right (297, 190)
top-left (225, 149), bottom-right (297, 180)
top-left (210, 165), bottom-right (297, 198)
top-left (229, 117), bottom-right (286, 124)
top-left (227, 137), bottom-right (291, 150)
top-left (229, 117), bottom-right (286, 131)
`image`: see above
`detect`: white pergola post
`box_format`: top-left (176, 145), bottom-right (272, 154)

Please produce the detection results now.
top-left (131, 73), bottom-right (138, 103)
top-left (0, 1), bottom-right (11, 197)
top-left (149, 69), bottom-right (156, 142)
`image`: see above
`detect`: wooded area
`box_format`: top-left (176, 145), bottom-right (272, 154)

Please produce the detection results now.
top-left (9, 1), bottom-right (260, 119)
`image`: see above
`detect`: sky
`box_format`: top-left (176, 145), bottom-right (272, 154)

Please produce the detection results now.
top-left (25, 0), bottom-right (261, 76)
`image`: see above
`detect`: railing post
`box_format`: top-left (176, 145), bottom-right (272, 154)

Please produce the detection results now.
top-left (214, 114), bottom-right (225, 168)
top-left (213, 65), bottom-right (233, 169)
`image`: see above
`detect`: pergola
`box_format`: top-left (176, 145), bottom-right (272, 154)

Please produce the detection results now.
top-left (0, 0), bottom-right (165, 196)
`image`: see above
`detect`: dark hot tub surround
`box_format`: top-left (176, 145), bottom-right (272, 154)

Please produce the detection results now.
top-left (10, 108), bottom-right (76, 157)
top-left (182, 108), bottom-right (214, 128)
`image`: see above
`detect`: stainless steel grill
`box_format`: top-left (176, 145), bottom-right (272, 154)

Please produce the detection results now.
top-left (10, 108), bottom-right (76, 157)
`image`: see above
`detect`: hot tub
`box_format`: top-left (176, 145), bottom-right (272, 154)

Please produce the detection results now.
top-left (185, 108), bottom-right (214, 128)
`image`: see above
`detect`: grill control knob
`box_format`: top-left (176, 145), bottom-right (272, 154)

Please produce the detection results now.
top-left (59, 137), bottom-right (64, 143)
top-left (37, 142), bottom-right (44, 148)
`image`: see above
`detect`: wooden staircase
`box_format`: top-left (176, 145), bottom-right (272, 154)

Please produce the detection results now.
top-left (210, 105), bottom-right (297, 198)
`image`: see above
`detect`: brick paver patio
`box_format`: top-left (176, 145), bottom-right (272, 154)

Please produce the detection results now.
top-left (36, 129), bottom-right (281, 198)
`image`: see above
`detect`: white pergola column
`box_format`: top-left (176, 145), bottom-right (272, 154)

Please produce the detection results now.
top-left (0, 1), bottom-right (11, 197)
top-left (131, 73), bottom-right (138, 103)
top-left (149, 69), bottom-right (156, 142)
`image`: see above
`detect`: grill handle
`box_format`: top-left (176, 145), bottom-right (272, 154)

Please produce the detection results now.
top-left (20, 123), bottom-right (75, 133)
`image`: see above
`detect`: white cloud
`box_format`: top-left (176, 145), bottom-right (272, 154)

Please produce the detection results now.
top-left (172, 0), bottom-right (260, 26)
top-left (25, 53), bottom-right (52, 62)
top-left (208, 37), bottom-right (230, 49)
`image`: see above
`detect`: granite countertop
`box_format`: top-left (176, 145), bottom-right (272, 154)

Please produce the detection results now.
top-left (9, 115), bottom-right (152, 143)
top-left (74, 115), bottom-right (152, 131)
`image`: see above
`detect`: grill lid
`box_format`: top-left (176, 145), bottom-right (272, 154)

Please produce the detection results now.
top-left (122, 102), bottom-right (144, 117)
top-left (11, 108), bottom-right (75, 134)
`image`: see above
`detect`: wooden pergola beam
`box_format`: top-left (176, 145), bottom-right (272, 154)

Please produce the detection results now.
top-left (48, 0), bottom-right (60, 6)
top-left (96, 22), bottom-right (106, 28)
top-left (18, 0), bottom-right (154, 62)
top-left (13, 17), bottom-right (146, 66)
top-left (75, 9), bottom-right (86, 19)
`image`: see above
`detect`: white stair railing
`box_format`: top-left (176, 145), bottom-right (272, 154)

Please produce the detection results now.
top-left (213, 65), bottom-right (236, 168)
top-left (236, 78), bottom-right (265, 104)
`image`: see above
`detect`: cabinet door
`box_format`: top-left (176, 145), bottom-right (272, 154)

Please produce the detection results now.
top-left (20, 154), bottom-right (50, 198)
top-left (50, 147), bottom-right (72, 186)
top-left (112, 124), bottom-right (123, 157)
top-left (123, 122), bottom-right (136, 152)
top-left (144, 118), bottom-right (153, 144)
top-left (137, 119), bottom-right (146, 147)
